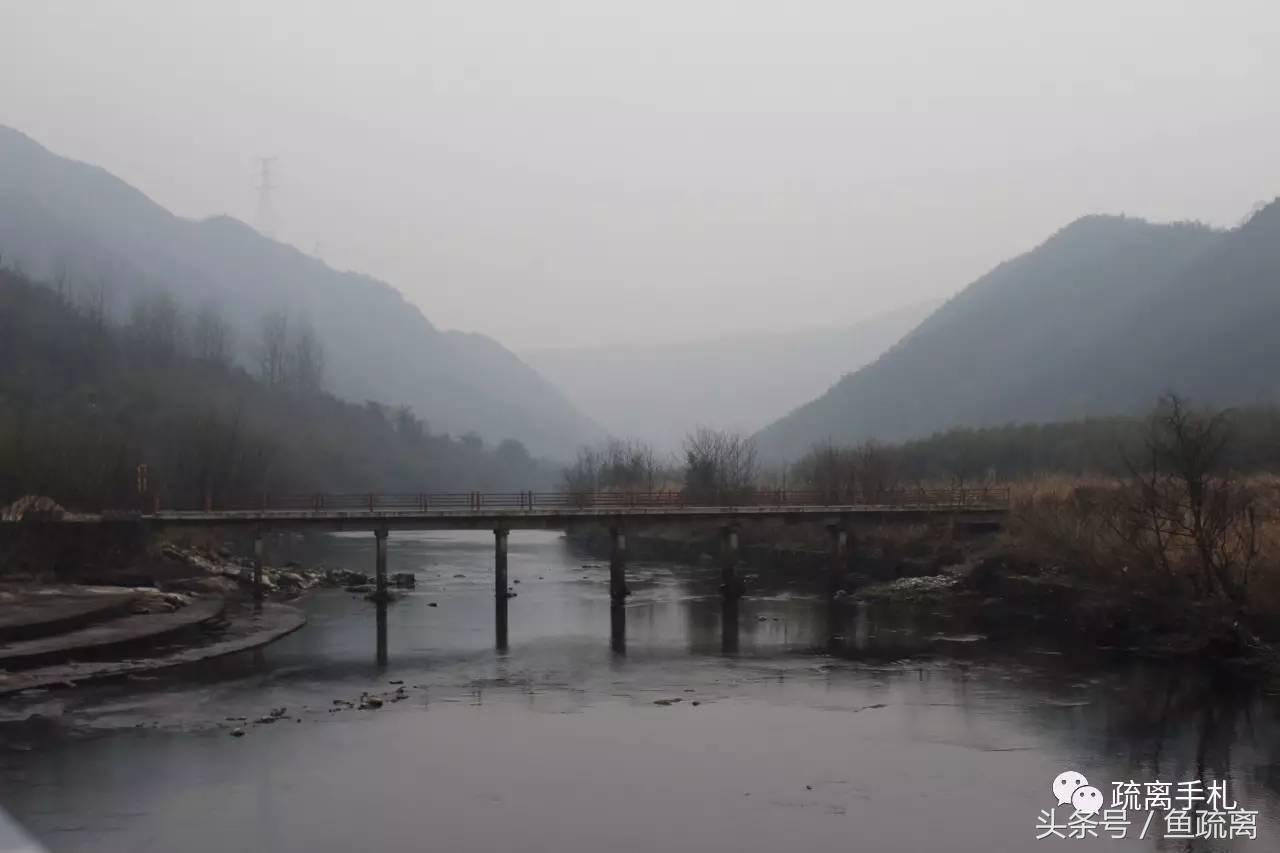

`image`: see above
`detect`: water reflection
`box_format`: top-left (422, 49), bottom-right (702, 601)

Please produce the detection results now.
top-left (375, 598), bottom-right (388, 667)
top-left (610, 605), bottom-right (626, 655)
top-left (495, 592), bottom-right (508, 652)
top-left (721, 596), bottom-right (739, 654)
top-left (4, 530), bottom-right (1278, 853)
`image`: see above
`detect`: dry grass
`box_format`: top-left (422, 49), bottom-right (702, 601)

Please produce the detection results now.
top-left (998, 474), bottom-right (1280, 615)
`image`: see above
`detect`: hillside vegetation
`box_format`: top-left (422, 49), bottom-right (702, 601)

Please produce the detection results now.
top-left (757, 203), bottom-right (1280, 461)
top-left (0, 267), bottom-right (556, 511)
top-left (0, 125), bottom-right (600, 458)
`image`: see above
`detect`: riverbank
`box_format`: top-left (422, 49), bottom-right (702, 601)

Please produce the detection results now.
top-left (0, 602), bottom-right (305, 696)
top-left (569, 516), bottom-right (1280, 665)
top-left (6, 529), bottom-right (1280, 853)
top-left (0, 541), bottom-right (358, 697)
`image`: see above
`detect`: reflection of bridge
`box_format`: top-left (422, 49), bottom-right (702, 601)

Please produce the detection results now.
top-left (34, 488), bottom-right (1009, 655)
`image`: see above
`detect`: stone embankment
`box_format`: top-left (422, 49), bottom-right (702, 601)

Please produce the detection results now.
top-left (0, 543), bottom-right (358, 696)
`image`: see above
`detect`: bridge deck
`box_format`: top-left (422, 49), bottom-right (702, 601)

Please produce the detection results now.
top-left (105, 503), bottom-right (1007, 531)
top-left (10, 489), bottom-right (1010, 531)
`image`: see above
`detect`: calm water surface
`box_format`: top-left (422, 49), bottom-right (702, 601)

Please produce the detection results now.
top-left (2, 530), bottom-right (1279, 852)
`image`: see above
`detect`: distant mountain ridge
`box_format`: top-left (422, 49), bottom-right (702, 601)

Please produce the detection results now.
top-left (755, 203), bottom-right (1280, 461)
top-left (0, 125), bottom-right (602, 459)
top-left (524, 300), bottom-right (937, 452)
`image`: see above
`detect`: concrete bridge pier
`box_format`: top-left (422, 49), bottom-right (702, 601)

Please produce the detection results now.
top-left (720, 525), bottom-right (742, 598)
top-left (494, 528), bottom-right (509, 651)
top-left (253, 529), bottom-right (265, 604)
top-left (827, 524), bottom-right (849, 591)
top-left (374, 527), bottom-right (389, 601)
top-left (609, 528), bottom-right (628, 603)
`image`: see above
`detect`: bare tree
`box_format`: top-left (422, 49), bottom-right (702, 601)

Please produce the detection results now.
top-left (854, 440), bottom-right (898, 498)
top-left (1115, 394), bottom-right (1258, 604)
top-left (682, 427), bottom-right (758, 502)
top-left (562, 437), bottom-right (664, 494)
top-left (793, 442), bottom-right (857, 500)
top-left (192, 302), bottom-right (234, 367)
top-left (52, 258), bottom-right (72, 305)
top-left (128, 289), bottom-right (183, 357)
top-left (563, 444), bottom-right (603, 493)
top-left (257, 311), bottom-right (289, 386)
top-left (80, 275), bottom-right (112, 330)
top-left (792, 440), bottom-right (898, 500)
top-left (286, 317), bottom-right (325, 391)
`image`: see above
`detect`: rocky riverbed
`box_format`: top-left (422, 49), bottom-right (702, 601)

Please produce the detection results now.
top-left (150, 543), bottom-right (416, 600)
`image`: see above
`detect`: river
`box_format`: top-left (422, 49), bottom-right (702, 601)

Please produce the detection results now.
top-left (2, 530), bottom-right (1278, 851)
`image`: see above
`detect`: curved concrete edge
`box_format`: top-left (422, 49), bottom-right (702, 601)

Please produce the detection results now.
top-left (0, 604), bottom-right (306, 697)
top-left (0, 599), bottom-right (228, 670)
top-left (0, 590), bottom-right (140, 644)
top-left (0, 805), bottom-right (46, 853)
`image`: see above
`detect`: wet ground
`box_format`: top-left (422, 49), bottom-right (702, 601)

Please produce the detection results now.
top-left (2, 530), bottom-right (1279, 851)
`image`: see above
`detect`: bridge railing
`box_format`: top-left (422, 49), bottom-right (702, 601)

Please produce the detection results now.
top-left (148, 486), bottom-right (1010, 513)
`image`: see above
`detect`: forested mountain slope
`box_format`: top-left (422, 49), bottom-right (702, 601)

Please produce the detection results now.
top-left (0, 125), bottom-right (600, 458)
top-left (757, 204), bottom-right (1280, 461)
top-left (0, 268), bottom-right (556, 508)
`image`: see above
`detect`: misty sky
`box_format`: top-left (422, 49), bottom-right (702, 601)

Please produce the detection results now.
top-left (3, 1), bottom-right (1278, 349)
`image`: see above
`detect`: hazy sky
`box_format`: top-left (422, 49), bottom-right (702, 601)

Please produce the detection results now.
top-left (3, 1), bottom-right (1277, 349)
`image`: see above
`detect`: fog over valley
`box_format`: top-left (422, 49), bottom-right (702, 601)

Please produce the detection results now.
top-left (7, 5), bottom-right (1280, 853)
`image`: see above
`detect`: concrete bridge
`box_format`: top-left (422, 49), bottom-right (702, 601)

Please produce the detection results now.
top-left (28, 488), bottom-right (1009, 654)
top-left (91, 487), bottom-right (1008, 597)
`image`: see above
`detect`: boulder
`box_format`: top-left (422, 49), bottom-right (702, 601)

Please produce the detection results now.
top-left (275, 571), bottom-right (308, 590)
top-left (237, 568), bottom-right (276, 592)
top-left (325, 569), bottom-right (372, 587)
top-left (163, 576), bottom-right (240, 596)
